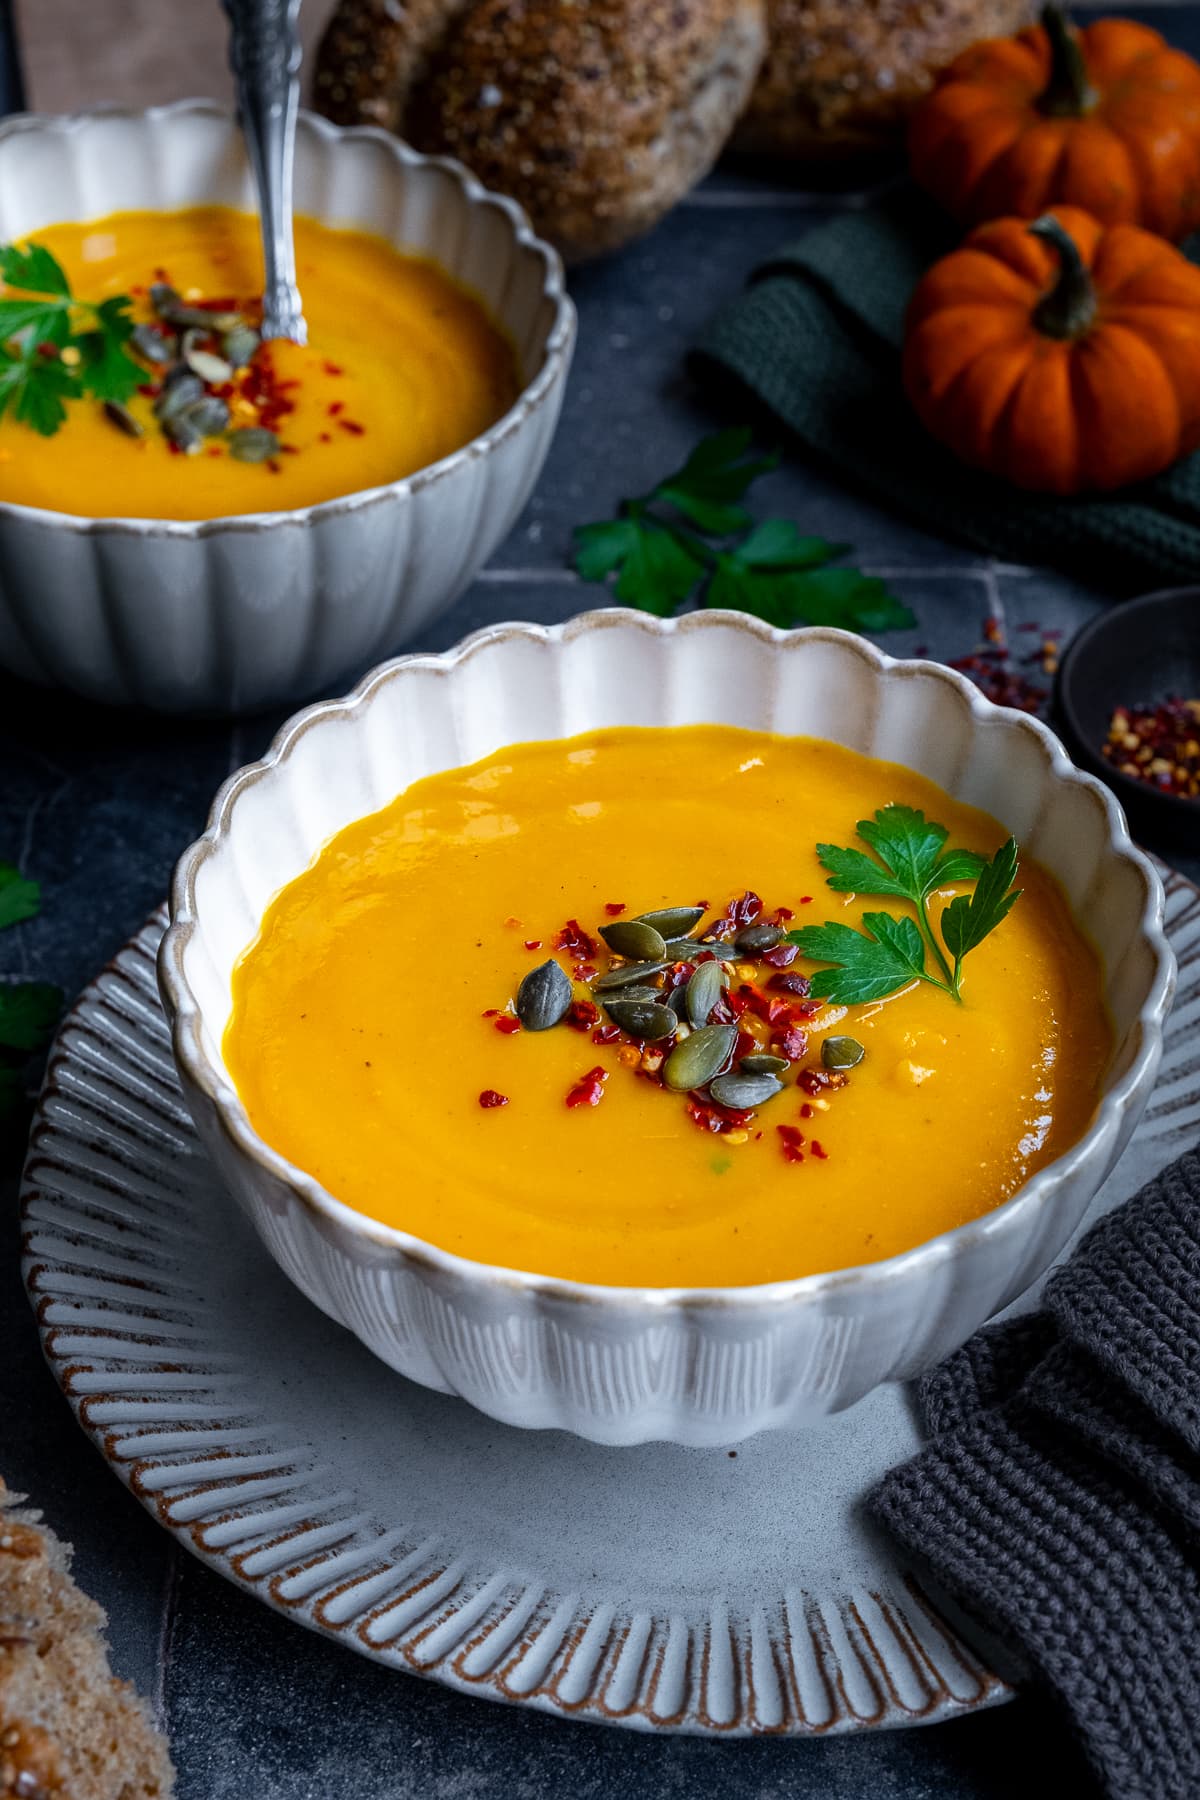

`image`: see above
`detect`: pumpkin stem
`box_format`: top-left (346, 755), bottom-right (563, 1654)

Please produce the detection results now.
top-left (1030, 215), bottom-right (1097, 339)
top-left (1037, 5), bottom-right (1097, 117)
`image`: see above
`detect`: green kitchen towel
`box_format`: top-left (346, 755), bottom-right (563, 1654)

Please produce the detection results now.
top-left (695, 185), bottom-right (1200, 591)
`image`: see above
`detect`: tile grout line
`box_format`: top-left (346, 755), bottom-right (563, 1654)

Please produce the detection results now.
top-left (476, 563), bottom-right (1026, 585)
top-left (152, 1542), bottom-right (183, 1737)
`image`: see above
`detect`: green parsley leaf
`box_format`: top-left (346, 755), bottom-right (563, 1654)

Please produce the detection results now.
top-left (794, 914), bottom-right (928, 1004)
top-left (571, 429), bottom-right (913, 634)
top-left (0, 980), bottom-right (61, 1053)
top-left (0, 242), bottom-right (70, 297)
top-left (941, 839), bottom-right (1021, 971)
top-left (0, 864), bottom-right (40, 931)
top-left (0, 240), bottom-right (139, 434)
top-left (794, 805), bottom-right (1022, 1004)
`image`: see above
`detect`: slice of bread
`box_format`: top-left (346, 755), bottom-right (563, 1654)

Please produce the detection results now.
top-left (0, 1483), bottom-right (174, 1800)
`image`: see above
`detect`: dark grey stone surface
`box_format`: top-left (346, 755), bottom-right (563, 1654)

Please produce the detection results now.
top-left (2, 5), bottom-right (1198, 1792)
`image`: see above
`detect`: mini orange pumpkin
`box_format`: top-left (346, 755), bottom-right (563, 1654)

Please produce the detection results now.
top-left (909, 6), bottom-right (1200, 241)
top-left (903, 206), bottom-right (1200, 494)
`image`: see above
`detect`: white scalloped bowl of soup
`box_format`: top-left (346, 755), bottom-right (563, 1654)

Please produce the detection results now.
top-left (160, 611), bottom-right (1173, 1445)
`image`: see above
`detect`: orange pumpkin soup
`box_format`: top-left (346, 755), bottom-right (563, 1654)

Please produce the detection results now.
top-left (0, 207), bottom-right (518, 519)
top-left (224, 726), bottom-right (1112, 1288)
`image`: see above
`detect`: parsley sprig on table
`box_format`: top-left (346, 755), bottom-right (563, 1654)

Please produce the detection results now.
top-left (790, 806), bottom-right (1021, 1004)
top-left (0, 242), bottom-right (141, 436)
top-left (572, 429), bottom-right (915, 633)
top-left (0, 863), bottom-right (62, 1124)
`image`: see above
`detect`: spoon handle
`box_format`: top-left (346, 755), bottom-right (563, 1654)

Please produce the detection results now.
top-left (222, 0), bottom-right (307, 344)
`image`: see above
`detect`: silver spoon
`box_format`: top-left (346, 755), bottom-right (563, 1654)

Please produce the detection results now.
top-left (222, 0), bottom-right (307, 344)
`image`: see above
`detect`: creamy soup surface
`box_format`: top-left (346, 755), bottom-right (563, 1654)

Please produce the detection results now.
top-left (224, 726), bottom-right (1112, 1287)
top-left (0, 206), bottom-right (519, 519)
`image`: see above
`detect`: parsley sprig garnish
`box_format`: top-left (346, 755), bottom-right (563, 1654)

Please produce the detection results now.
top-left (0, 242), bottom-right (141, 436)
top-left (572, 429), bottom-right (916, 633)
top-left (790, 806), bottom-right (1021, 1004)
top-left (0, 862), bottom-right (62, 1126)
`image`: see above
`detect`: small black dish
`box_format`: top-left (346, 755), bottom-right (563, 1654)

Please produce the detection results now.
top-left (1055, 587), bottom-right (1200, 856)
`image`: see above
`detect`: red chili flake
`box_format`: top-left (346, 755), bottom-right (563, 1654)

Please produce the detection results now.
top-left (566, 1065), bottom-right (608, 1108)
top-left (575, 963), bottom-right (597, 982)
top-left (136, 381), bottom-right (158, 397)
top-left (523, 939), bottom-right (542, 951)
top-left (604, 901), bottom-right (626, 916)
top-left (799, 1103), bottom-right (814, 1120)
top-left (166, 438), bottom-right (183, 456)
top-left (281, 444), bottom-right (300, 455)
top-left (1102, 696), bottom-right (1200, 799)
top-left (767, 972), bottom-right (811, 997)
top-left (733, 1028), bottom-right (757, 1064)
top-left (266, 460), bottom-right (282, 474)
top-left (591, 1023), bottom-right (621, 1044)
top-left (730, 890), bottom-right (763, 926)
top-left (566, 999), bottom-right (599, 1031)
top-left (686, 1096), bottom-right (755, 1135)
top-left (319, 431), bottom-right (333, 444)
top-left (555, 918), bottom-right (599, 958)
top-left (770, 906), bottom-right (796, 924)
top-left (762, 942), bottom-right (799, 969)
top-left (664, 960), bottom-right (695, 990)
top-left (811, 1140), bottom-right (829, 1160)
top-left (481, 1008), bottom-right (499, 1018)
top-left (479, 1089), bottom-right (509, 1109)
top-left (776, 1025), bottom-right (809, 1062)
top-left (693, 899), bottom-right (710, 910)
top-left (339, 419), bottom-right (366, 436)
top-left (323, 359), bottom-right (344, 376)
top-left (328, 400), bottom-right (345, 417)
top-left (493, 1015), bottom-right (521, 1035)
top-left (777, 1125), bottom-right (806, 1164)
top-left (799, 896), bottom-right (813, 906)
top-left (948, 613), bottom-right (1048, 715)
top-left (207, 447), bottom-right (222, 458)
top-left (797, 1066), bottom-right (848, 1097)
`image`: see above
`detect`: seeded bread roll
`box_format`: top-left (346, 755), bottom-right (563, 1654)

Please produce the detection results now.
top-left (733, 0), bottom-right (1034, 161)
top-left (312, 0), bottom-right (474, 131)
top-left (0, 1483), bottom-right (174, 1800)
top-left (314, 0), bottom-right (767, 261)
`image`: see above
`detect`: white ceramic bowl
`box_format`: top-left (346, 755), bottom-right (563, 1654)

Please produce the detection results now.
top-left (160, 611), bottom-right (1174, 1446)
top-left (0, 103), bottom-right (574, 714)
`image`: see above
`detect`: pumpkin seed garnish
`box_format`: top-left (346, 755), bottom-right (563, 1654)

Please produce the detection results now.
top-left (740, 1053), bottom-right (789, 1076)
top-left (599, 919), bottom-right (668, 961)
top-left (686, 959), bottom-right (723, 1028)
top-left (162, 413), bottom-right (204, 454)
top-left (131, 323), bottom-right (175, 365)
top-left (602, 1000), bottom-right (676, 1041)
top-left (709, 1071), bottom-right (783, 1110)
top-left (222, 324), bottom-right (261, 369)
top-left (102, 399), bottom-right (142, 438)
top-left (154, 367), bottom-right (205, 422)
top-left (150, 283), bottom-right (240, 331)
top-left (591, 959), bottom-right (668, 993)
top-left (695, 940), bottom-right (739, 961)
top-left (227, 425), bottom-right (281, 463)
top-left (665, 986), bottom-right (690, 1020)
top-left (516, 958), bottom-right (572, 1031)
top-left (822, 1035), bottom-right (865, 1071)
top-left (604, 984), bottom-right (663, 1008)
top-left (183, 395), bottom-right (231, 437)
top-left (663, 1023), bottom-right (736, 1092)
top-left (735, 923), bottom-right (784, 953)
top-left (184, 342), bottom-right (235, 387)
top-left (634, 905), bottom-right (704, 939)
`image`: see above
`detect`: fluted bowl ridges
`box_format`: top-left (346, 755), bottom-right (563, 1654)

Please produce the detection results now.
top-left (160, 610), bottom-right (1175, 1445)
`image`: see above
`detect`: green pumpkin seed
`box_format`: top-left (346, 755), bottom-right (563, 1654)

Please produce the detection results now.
top-left (822, 1035), bottom-right (865, 1071)
top-left (696, 940), bottom-right (739, 961)
top-left (591, 959), bottom-right (668, 994)
top-left (599, 919), bottom-right (667, 961)
top-left (516, 959), bottom-right (572, 1031)
top-left (740, 1053), bottom-right (789, 1076)
top-left (185, 344), bottom-right (235, 386)
top-left (665, 986), bottom-right (690, 1020)
top-left (162, 413), bottom-right (203, 454)
top-left (131, 323), bottom-right (175, 365)
top-left (605, 984), bottom-right (662, 1008)
top-left (663, 1023), bottom-right (736, 1092)
top-left (183, 395), bottom-right (231, 436)
top-left (102, 400), bottom-right (142, 438)
top-left (735, 923), bottom-right (784, 954)
top-left (603, 1000), bottom-right (676, 1041)
top-left (710, 1071), bottom-right (783, 1109)
top-left (227, 425), bottom-right (281, 463)
top-left (686, 959), bottom-right (724, 1028)
top-left (222, 324), bottom-right (261, 369)
top-left (154, 367), bottom-right (205, 421)
top-left (150, 282), bottom-right (241, 331)
top-left (634, 905), bottom-right (704, 938)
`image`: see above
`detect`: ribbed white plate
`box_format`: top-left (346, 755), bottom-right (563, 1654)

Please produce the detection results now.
top-left (20, 870), bottom-right (1200, 1736)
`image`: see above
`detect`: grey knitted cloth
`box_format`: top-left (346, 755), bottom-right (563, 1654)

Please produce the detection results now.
top-left (873, 1148), bottom-right (1200, 1799)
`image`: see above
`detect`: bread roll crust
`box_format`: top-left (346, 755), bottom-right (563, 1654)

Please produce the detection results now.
top-left (0, 1484), bottom-right (174, 1800)
top-left (734, 0), bottom-right (1033, 160)
top-left (313, 0), bottom-right (474, 131)
top-left (315, 0), bottom-right (767, 261)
